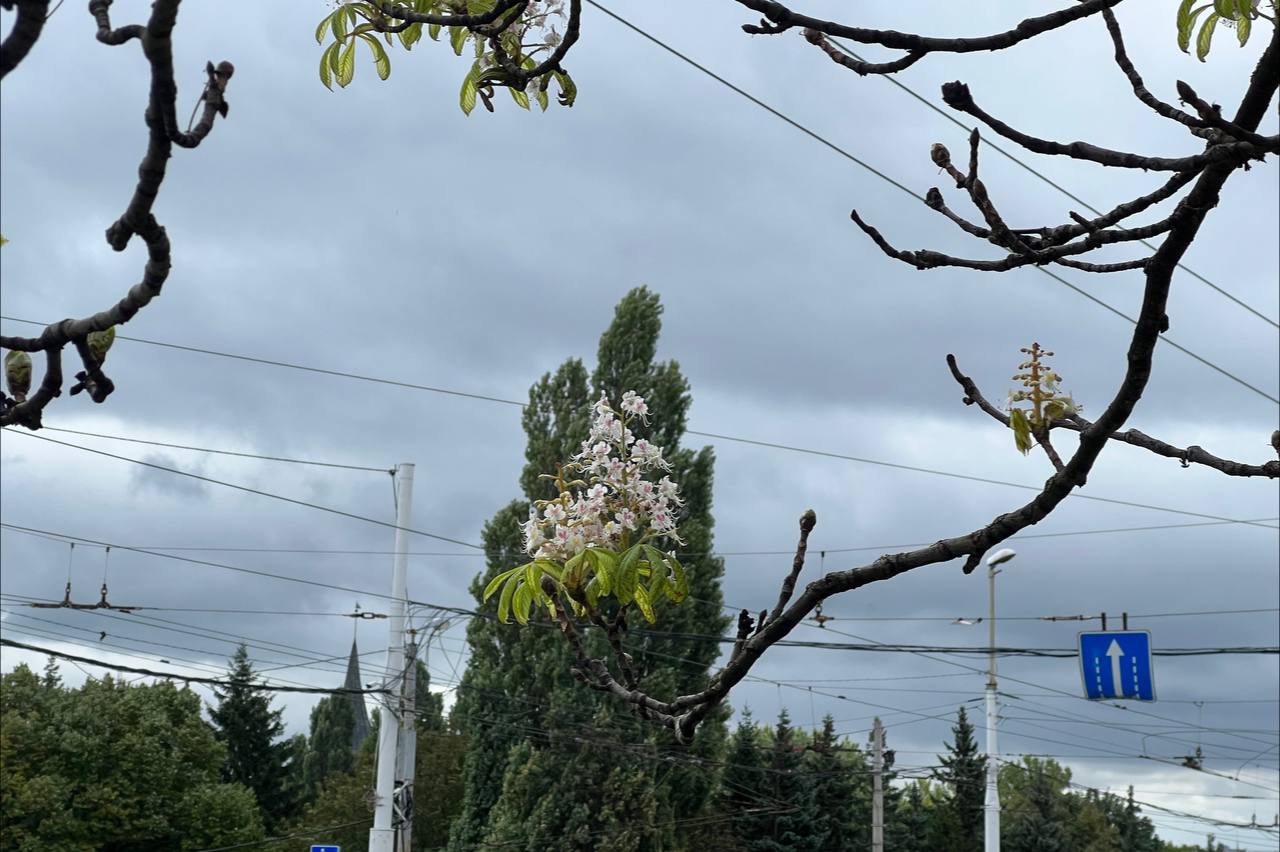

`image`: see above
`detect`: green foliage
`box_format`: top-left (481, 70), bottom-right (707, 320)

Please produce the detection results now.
top-left (448, 287), bottom-right (729, 851)
top-left (86, 326), bottom-right (115, 365)
top-left (0, 662), bottom-right (265, 851)
top-left (1177, 0), bottom-right (1273, 60)
top-left (933, 705), bottom-right (986, 852)
top-left (314, 0), bottom-right (578, 113)
top-left (302, 694), bottom-right (357, 799)
top-left (4, 349), bottom-right (32, 400)
top-left (208, 645), bottom-right (300, 834)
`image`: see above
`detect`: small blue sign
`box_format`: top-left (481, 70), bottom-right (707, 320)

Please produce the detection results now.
top-left (1078, 630), bottom-right (1155, 701)
top-left (310, 846), bottom-right (340, 852)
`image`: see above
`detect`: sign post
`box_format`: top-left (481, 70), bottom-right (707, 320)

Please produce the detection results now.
top-left (1078, 630), bottom-right (1155, 701)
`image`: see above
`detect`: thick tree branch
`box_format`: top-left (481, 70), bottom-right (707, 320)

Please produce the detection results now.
top-left (941, 80), bottom-right (1275, 172)
top-left (947, 355), bottom-right (1280, 479)
top-left (1175, 79), bottom-right (1280, 150)
top-left (490, 0), bottom-right (580, 85)
top-left (736, 0), bottom-right (1121, 57)
top-left (1, 0), bottom-right (232, 429)
top-left (0, 0), bottom-right (49, 78)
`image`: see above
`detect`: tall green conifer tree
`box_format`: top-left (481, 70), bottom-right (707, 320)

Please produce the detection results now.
top-left (447, 288), bottom-right (729, 851)
top-left (208, 644), bottom-right (298, 833)
top-left (935, 705), bottom-right (986, 852)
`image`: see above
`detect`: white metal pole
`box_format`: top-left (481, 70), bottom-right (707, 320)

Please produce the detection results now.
top-left (370, 463), bottom-right (414, 852)
top-left (984, 561), bottom-right (1001, 852)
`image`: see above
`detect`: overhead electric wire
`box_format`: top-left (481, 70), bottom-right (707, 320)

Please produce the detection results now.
top-left (579, 3), bottom-right (1280, 405)
top-left (3, 318), bottom-right (1273, 531)
top-left (49, 515), bottom-right (1280, 559)
top-left (0, 638), bottom-right (387, 695)
top-left (5, 430), bottom-right (484, 549)
top-left (36, 425), bottom-right (392, 473)
top-left (826, 39), bottom-right (1280, 330)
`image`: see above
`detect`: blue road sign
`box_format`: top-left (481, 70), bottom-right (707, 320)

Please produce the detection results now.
top-left (310, 846), bottom-right (340, 852)
top-left (1078, 630), bottom-right (1155, 701)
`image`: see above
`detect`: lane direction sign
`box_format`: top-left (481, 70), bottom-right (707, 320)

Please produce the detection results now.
top-left (1078, 630), bottom-right (1155, 701)
top-left (310, 846), bottom-right (340, 852)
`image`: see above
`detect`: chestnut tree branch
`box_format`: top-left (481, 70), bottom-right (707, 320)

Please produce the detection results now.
top-left (1, 0), bottom-right (232, 429)
top-left (0, 0), bottom-right (50, 78)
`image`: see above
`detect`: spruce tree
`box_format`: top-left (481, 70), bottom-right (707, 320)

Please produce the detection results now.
top-left (934, 705), bottom-right (986, 852)
top-left (448, 288), bottom-right (729, 851)
top-left (208, 644), bottom-right (298, 833)
top-left (894, 782), bottom-right (936, 852)
top-left (711, 709), bottom-right (773, 852)
top-left (763, 709), bottom-right (818, 852)
top-left (806, 714), bottom-right (861, 851)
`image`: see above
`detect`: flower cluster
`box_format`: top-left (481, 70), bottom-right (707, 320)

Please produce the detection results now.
top-left (522, 391), bottom-right (683, 562)
top-left (1005, 342), bottom-right (1080, 455)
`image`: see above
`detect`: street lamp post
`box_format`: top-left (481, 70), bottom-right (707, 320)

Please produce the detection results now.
top-left (984, 548), bottom-right (1016, 852)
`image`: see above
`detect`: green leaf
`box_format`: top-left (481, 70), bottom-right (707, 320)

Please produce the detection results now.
top-left (428, 22), bottom-right (442, 41)
top-left (483, 566), bottom-right (519, 601)
top-left (510, 86), bottom-right (531, 110)
top-left (1179, 4), bottom-right (1213, 52)
top-left (554, 69), bottom-right (577, 107)
top-left (1236, 8), bottom-right (1251, 45)
top-left (647, 569), bottom-right (668, 605)
top-left (536, 86), bottom-right (549, 111)
top-left (1009, 408), bottom-right (1034, 456)
top-left (399, 22), bottom-right (424, 50)
top-left (360, 33), bottom-right (392, 80)
top-left (584, 576), bottom-right (600, 608)
top-left (1214, 0), bottom-right (1236, 15)
top-left (315, 11), bottom-right (334, 44)
top-left (1196, 13), bottom-right (1219, 61)
top-left (498, 573), bottom-right (519, 623)
top-left (524, 560), bottom-right (542, 600)
top-left (513, 581), bottom-right (533, 624)
top-left (319, 43), bottom-right (335, 90)
top-left (633, 585), bottom-right (656, 624)
top-left (338, 39), bottom-right (357, 87)
top-left (332, 6), bottom-right (350, 42)
top-left (666, 553), bottom-right (688, 603)
top-left (449, 25), bottom-right (467, 56)
top-left (460, 64), bottom-right (478, 115)
top-left (534, 559), bottom-right (563, 582)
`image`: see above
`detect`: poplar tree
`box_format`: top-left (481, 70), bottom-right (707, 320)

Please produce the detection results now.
top-left (448, 287), bottom-right (729, 851)
top-left (208, 644), bottom-right (298, 834)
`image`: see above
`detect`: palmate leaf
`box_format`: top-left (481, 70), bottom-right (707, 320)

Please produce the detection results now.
top-left (633, 585), bottom-right (656, 624)
top-left (482, 566), bottom-right (520, 601)
top-left (1178, 2), bottom-right (1214, 52)
top-left (1197, 13), bottom-right (1220, 61)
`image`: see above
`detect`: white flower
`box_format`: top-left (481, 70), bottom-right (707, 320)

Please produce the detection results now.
top-left (544, 502), bottom-right (567, 524)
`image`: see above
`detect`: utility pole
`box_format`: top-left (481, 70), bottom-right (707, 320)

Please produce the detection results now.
top-left (985, 548), bottom-right (1016, 852)
top-left (872, 717), bottom-right (884, 852)
top-left (370, 463), bottom-right (414, 852)
top-left (396, 633), bottom-right (418, 852)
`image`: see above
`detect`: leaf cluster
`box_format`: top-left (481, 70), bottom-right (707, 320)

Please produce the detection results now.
top-left (483, 541), bottom-right (688, 625)
top-left (1177, 0), bottom-right (1273, 61)
top-left (315, 0), bottom-right (578, 114)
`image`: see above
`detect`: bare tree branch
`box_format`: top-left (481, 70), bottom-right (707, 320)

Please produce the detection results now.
top-left (1100, 7), bottom-right (1206, 131)
top-left (0, 0), bottom-right (49, 78)
top-left (762, 509), bottom-right (816, 628)
top-left (0, 0), bottom-right (232, 429)
top-left (736, 0), bottom-right (1121, 60)
top-left (941, 80), bottom-right (1275, 171)
top-left (1175, 79), bottom-right (1280, 150)
top-left (802, 28), bottom-right (923, 76)
top-left (947, 355), bottom-right (1280, 479)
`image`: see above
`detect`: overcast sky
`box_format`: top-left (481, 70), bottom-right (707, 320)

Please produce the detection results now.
top-left (2, 1), bottom-right (1277, 845)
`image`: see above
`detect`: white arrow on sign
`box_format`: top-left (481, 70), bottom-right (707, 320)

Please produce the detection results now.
top-left (1106, 640), bottom-right (1126, 698)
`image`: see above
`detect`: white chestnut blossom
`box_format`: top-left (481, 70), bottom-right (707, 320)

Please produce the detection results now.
top-left (521, 392), bottom-right (684, 563)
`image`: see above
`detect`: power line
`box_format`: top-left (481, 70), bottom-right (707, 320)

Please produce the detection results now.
top-left (579, 2), bottom-right (1279, 406)
top-left (6, 430), bottom-right (483, 549)
top-left (4, 316), bottom-right (1273, 531)
top-left (35, 426), bottom-right (392, 473)
top-left (56, 516), bottom-right (1280, 558)
top-left (0, 638), bottom-right (387, 695)
top-left (826, 39), bottom-right (1280, 330)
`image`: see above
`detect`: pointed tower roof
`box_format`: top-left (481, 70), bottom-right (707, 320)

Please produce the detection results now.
top-left (344, 639), bottom-right (370, 752)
